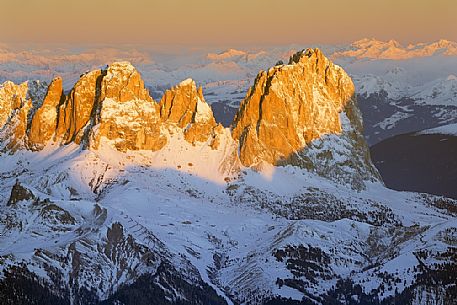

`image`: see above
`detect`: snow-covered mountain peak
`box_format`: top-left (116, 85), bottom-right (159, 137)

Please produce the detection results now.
top-left (351, 38), bottom-right (384, 46)
top-left (352, 38), bottom-right (401, 48)
top-left (206, 48), bottom-right (269, 64)
top-left (436, 39), bottom-right (452, 47)
top-left (411, 75), bottom-right (457, 106)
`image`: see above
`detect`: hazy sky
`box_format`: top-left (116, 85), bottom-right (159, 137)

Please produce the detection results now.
top-left (0, 0), bottom-right (455, 46)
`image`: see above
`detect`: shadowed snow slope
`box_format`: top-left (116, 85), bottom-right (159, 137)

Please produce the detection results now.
top-left (371, 125), bottom-right (457, 199)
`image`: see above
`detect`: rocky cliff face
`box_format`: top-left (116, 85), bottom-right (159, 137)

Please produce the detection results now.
top-left (0, 80), bottom-right (48, 151)
top-left (28, 77), bottom-right (64, 150)
top-left (87, 62), bottom-right (166, 151)
top-left (233, 49), bottom-right (355, 166)
top-left (0, 81), bottom-right (29, 129)
top-left (55, 69), bottom-right (102, 145)
top-left (232, 48), bottom-right (380, 188)
top-left (92, 66), bottom-right (222, 151)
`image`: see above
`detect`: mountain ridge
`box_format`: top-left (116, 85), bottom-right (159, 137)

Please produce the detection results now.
top-left (0, 48), bottom-right (379, 189)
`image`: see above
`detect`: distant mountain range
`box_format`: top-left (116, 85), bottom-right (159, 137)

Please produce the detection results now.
top-left (333, 38), bottom-right (457, 60)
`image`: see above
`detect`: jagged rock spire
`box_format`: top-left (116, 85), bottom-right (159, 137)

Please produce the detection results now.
top-left (159, 78), bottom-right (221, 148)
top-left (28, 77), bottom-right (64, 150)
top-left (232, 48), bottom-right (355, 166)
top-left (232, 48), bottom-right (380, 188)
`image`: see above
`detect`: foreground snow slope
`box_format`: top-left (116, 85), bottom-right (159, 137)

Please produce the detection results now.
top-left (0, 139), bottom-right (455, 305)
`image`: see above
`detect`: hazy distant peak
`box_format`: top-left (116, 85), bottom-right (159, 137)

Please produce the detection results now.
top-left (206, 48), bottom-right (267, 62)
top-left (334, 38), bottom-right (457, 60)
top-left (207, 49), bottom-right (246, 60)
top-left (351, 38), bottom-right (400, 48)
top-left (447, 74), bottom-right (457, 81)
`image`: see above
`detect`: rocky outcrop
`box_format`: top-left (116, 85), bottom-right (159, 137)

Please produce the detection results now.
top-left (0, 81), bottom-right (29, 129)
top-left (233, 48), bottom-right (355, 165)
top-left (159, 78), bottom-right (222, 148)
top-left (232, 48), bottom-right (380, 188)
top-left (55, 69), bottom-right (103, 145)
top-left (27, 77), bottom-right (64, 150)
top-left (0, 80), bottom-right (47, 151)
top-left (89, 62), bottom-right (166, 151)
top-left (7, 180), bottom-right (36, 206)
top-left (52, 62), bottom-right (169, 151)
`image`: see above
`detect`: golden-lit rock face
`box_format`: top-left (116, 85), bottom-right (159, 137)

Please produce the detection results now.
top-left (232, 48), bottom-right (355, 166)
top-left (0, 81), bottom-right (33, 151)
top-left (0, 81), bottom-right (29, 129)
top-left (28, 77), bottom-right (63, 150)
top-left (102, 62), bottom-right (153, 103)
top-left (94, 96), bottom-right (166, 151)
top-left (5, 100), bottom-right (32, 151)
top-left (159, 79), bottom-right (221, 148)
top-left (89, 62), bottom-right (166, 151)
top-left (59, 63), bottom-right (222, 151)
top-left (56, 70), bottom-right (102, 144)
top-left (160, 79), bottom-right (201, 128)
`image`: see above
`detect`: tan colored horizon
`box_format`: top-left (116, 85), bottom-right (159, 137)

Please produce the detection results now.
top-left (0, 0), bottom-right (455, 46)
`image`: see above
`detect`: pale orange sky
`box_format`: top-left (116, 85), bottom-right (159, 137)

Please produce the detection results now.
top-left (0, 0), bottom-right (455, 46)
